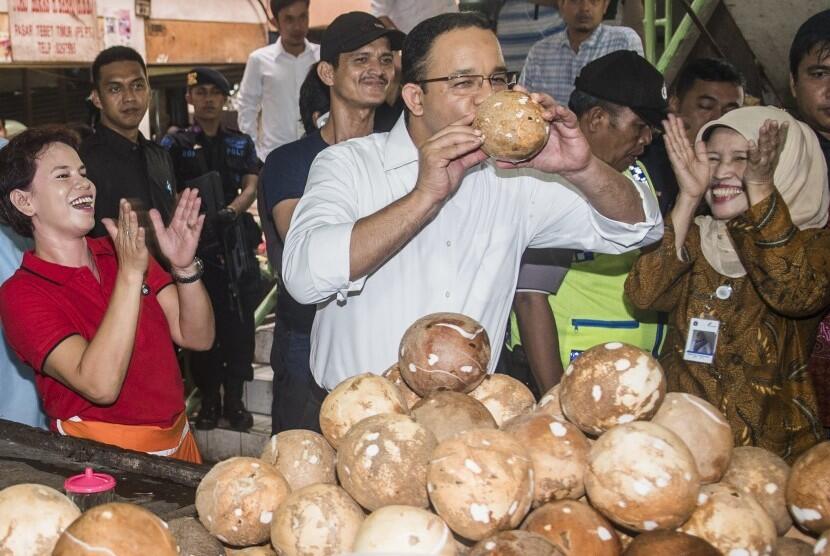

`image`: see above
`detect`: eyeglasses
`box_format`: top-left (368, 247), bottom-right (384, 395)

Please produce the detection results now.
top-left (418, 71), bottom-right (518, 94)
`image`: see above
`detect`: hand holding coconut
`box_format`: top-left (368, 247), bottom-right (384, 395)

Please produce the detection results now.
top-left (477, 86), bottom-right (592, 177)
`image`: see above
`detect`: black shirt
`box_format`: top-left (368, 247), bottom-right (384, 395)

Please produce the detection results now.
top-left (80, 125), bottom-right (177, 238)
top-left (262, 130), bottom-right (330, 333)
top-left (374, 97), bottom-right (405, 133)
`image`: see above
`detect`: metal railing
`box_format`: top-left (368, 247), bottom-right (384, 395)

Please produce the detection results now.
top-left (644, 0), bottom-right (714, 73)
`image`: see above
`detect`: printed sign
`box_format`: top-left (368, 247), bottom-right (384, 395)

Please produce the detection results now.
top-left (9, 0), bottom-right (99, 63)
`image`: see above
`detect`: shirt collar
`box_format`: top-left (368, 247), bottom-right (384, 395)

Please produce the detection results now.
top-left (95, 124), bottom-right (147, 153)
top-left (274, 37), bottom-right (314, 60)
top-left (382, 114), bottom-right (419, 171)
top-left (558, 24), bottom-right (604, 49)
top-left (20, 237), bottom-right (114, 286)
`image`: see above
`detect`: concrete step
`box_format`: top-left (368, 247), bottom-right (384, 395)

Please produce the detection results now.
top-left (254, 322), bottom-right (275, 365)
top-left (192, 413), bottom-right (271, 463)
top-left (244, 364), bottom-right (274, 416)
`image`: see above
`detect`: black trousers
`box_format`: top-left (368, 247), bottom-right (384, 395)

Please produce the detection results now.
top-left (190, 261), bottom-right (259, 404)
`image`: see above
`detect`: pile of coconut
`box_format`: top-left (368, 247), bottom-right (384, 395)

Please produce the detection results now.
top-left (4, 311), bottom-right (830, 556)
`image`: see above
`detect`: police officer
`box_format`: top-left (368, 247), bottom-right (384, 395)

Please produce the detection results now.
top-left (161, 68), bottom-right (260, 431)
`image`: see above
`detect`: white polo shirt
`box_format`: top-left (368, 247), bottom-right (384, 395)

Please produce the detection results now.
top-left (283, 116), bottom-right (663, 390)
top-left (236, 37), bottom-right (320, 161)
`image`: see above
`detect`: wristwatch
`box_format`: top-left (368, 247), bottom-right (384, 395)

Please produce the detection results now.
top-left (172, 257), bottom-right (204, 284)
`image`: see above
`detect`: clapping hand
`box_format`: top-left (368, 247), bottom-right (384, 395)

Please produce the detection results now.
top-left (102, 199), bottom-right (148, 280)
top-left (744, 119), bottom-right (787, 192)
top-left (495, 86), bottom-right (593, 176)
top-left (150, 188), bottom-right (205, 272)
top-left (664, 113), bottom-right (710, 201)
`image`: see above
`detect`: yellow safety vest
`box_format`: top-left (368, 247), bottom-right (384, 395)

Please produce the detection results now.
top-left (509, 161), bottom-right (666, 366)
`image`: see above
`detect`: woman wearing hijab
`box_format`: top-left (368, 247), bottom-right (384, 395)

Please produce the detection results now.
top-left (625, 106), bottom-right (830, 460)
top-left (0, 127), bottom-right (214, 463)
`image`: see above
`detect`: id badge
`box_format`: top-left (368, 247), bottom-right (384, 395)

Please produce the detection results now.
top-left (683, 318), bottom-right (720, 364)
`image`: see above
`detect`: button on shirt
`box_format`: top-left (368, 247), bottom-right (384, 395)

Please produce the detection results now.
top-left (236, 38), bottom-right (320, 161)
top-left (282, 116), bottom-right (663, 390)
top-left (519, 24), bottom-right (643, 104)
top-left (370, 0), bottom-right (458, 33)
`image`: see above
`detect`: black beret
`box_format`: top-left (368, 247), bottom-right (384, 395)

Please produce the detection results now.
top-left (187, 67), bottom-right (231, 96)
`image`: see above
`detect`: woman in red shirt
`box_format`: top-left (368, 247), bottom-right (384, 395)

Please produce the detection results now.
top-left (0, 126), bottom-right (214, 463)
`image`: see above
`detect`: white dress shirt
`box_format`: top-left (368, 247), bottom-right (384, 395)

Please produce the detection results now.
top-left (283, 116), bottom-right (663, 390)
top-left (370, 0), bottom-right (459, 33)
top-left (236, 38), bottom-right (320, 161)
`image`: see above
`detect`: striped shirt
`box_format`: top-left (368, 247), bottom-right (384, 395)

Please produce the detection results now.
top-left (519, 23), bottom-right (643, 104)
top-left (497, 1), bottom-right (565, 73)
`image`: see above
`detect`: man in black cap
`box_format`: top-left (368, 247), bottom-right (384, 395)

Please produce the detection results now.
top-left (509, 50), bottom-right (667, 393)
top-left (160, 67), bottom-right (261, 431)
top-left (261, 12), bottom-right (403, 434)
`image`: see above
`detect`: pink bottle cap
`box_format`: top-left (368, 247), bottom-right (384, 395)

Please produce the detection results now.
top-left (64, 467), bottom-right (116, 494)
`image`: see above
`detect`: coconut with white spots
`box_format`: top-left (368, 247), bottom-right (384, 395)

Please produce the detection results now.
top-left (622, 530), bottom-right (720, 555)
top-left (195, 456), bottom-right (291, 547)
top-left (469, 374), bottom-right (536, 427)
top-left (650, 392), bottom-right (733, 484)
top-left (383, 363), bottom-right (422, 409)
top-left (427, 429), bottom-right (533, 541)
top-left (534, 384), bottom-right (565, 419)
top-left (337, 413), bottom-right (437, 510)
top-left (721, 446), bottom-right (792, 535)
top-left (411, 390), bottom-right (497, 442)
top-left (469, 529), bottom-right (560, 555)
top-left (521, 500), bottom-right (621, 556)
top-left (260, 429), bottom-right (336, 491)
top-left (786, 442), bottom-right (830, 535)
top-left (502, 413), bottom-right (590, 506)
top-left (399, 313), bottom-right (491, 396)
top-left (679, 482), bottom-right (776, 556)
top-left (270, 483), bottom-right (363, 556)
top-left (584, 421), bottom-right (700, 531)
top-left (559, 343), bottom-right (666, 436)
top-left (318, 372), bottom-right (409, 449)
top-left (52, 502), bottom-right (177, 556)
top-left (0, 483), bottom-right (80, 556)
top-left (351, 505), bottom-right (457, 555)
top-left (473, 90), bottom-right (550, 162)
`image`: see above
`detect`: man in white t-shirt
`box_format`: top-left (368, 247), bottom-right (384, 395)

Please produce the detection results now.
top-left (282, 12), bottom-right (662, 390)
top-left (371, 0), bottom-right (458, 33)
top-left (237, 0), bottom-right (320, 161)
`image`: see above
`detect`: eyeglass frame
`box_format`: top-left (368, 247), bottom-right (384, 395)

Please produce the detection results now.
top-left (417, 71), bottom-right (519, 92)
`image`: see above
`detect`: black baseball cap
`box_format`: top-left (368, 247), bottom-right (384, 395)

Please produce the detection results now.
top-left (186, 67), bottom-right (231, 96)
top-left (320, 11), bottom-right (405, 65)
top-left (573, 50), bottom-right (669, 129)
